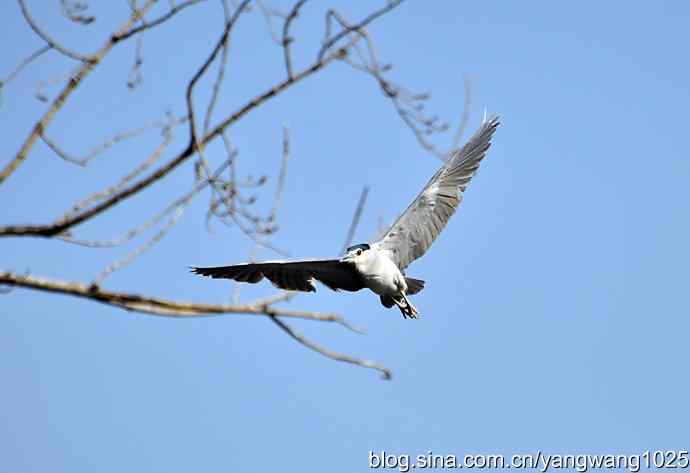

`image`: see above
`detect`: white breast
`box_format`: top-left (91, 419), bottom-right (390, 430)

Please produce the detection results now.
top-left (358, 251), bottom-right (405, 296)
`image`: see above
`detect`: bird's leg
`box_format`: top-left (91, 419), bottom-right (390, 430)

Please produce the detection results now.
top-left (401, 292), bottom-right (419, 318)
top-left (391, 297), bottom-right (409, 319)
top-left (392, 293), bottom-right (418, 319)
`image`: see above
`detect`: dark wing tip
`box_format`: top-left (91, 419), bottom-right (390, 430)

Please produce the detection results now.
top-left (190, 266), bottom-right (234, 279)
top-left (190, 266), bottom-right (210, 277)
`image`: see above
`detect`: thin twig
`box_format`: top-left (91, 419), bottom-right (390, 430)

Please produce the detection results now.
top-left (118, 0), bottom-right (208, 41)
top-left (341, 186), bottom-right (369, 254)
top-left (451, 75), bottom-right (472, 149)
top-left (60, 0), bottom-right (95, 25)
top-left (268, 125), bottom-right (291, 225)
top-left (254, 0), bottom-right (283, 44)
top-left (340, 56), bottom-right (448, 159)
top-left (215, 205), bottom-right (291, 256)
top-left (92, 204), bottom-right (187, 286)
top-left (41, 115), bottom-right (186, 167)
top-left (323, 9), bottom-right (381, 69)
top-left (18, 0), bottom-right (93, 62)
top-left (327, 3), bottom-right (449, 159)
top-left (391, 97), bottom-right (447, 159)
top-left (282, 0), bottom-right (308, 79)
top-left (269, 315), bottom-right (392, 379)
top-left (58, 153), bottom-right (233, 247)
top-left (126, 36), bottom-right (144, 90)
top-left (34, 66), bottom-right (79, 102)
top-left (205, 48), bottom-right (342, 145)
top-left (198, 134), bottom-right (290, 256)
top-left (340, 53), bottom-right (448, 157)
top-left (186, 0), bottom-right (251, 151)
top-left (0, 45), bottom-right (51, 89)
top-left (203, 0), bottom-right (231, 135)
top-left (248, 290), bottom-right (295, 307)
top-left (59, 123), bottom-right (173, 221)
top-left (317, 0), bottom-right (404, 61)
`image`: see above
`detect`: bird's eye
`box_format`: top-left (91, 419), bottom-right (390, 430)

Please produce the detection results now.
top-left (356, 249), bottom-right (362, 256)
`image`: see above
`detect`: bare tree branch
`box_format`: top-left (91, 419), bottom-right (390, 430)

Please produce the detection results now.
top-left (0, 270), bottom-right (357, 328)
top-left (1, 0), bottom-right (454, 378)
top-left (323, 2), bottom-right (452, 160)
top-left (0, 49), bottom-right (343, 238)
top-left (269, 315), bottom-right (392, 379)
top-left (0, 0), bottom-right (158, 185)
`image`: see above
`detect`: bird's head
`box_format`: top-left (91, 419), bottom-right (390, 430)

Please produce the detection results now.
top-left (341, 243), bottom-right (373, 267)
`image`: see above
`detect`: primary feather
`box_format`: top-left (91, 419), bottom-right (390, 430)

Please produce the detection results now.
top-left (375, 116), bottom-right (499, 270)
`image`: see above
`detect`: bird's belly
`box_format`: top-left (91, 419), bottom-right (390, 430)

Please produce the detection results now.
top-left (363, 274), bottom-right (399, 296)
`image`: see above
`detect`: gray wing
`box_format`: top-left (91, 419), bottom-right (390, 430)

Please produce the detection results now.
top-left (375, 116), bottom-right (499, 270)
top-left (191, 259), bottom-right (365, 292)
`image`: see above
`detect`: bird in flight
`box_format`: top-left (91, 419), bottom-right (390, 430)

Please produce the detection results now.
top-left (192, 116), bottom-right (499, 318)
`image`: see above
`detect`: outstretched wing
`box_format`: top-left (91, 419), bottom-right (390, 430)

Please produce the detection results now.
top-left (375, 116), bottom-right (499, 270)
top-left (191, 259), bottom-right (365, 292)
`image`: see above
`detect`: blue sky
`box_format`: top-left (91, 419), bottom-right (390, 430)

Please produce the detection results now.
top-left (1, 1), bottom-right (689, 471)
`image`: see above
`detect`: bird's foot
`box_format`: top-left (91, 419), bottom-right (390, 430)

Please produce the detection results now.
top-left (402, 293), bottom-right (419, 319)
top-left (395, 294), bottom-right (419, 319)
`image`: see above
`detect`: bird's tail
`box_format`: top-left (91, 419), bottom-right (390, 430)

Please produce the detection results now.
top-left (405, 277), bottom-right (425, 295)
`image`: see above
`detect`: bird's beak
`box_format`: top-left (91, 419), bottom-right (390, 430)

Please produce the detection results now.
top-left (340, 254), bottom-right (354, 264)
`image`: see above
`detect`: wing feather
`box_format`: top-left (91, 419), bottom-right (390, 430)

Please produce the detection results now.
top-left (375, 116), bottom-right (499, 270)
top-left (191, 259), bottom-right (364, 292)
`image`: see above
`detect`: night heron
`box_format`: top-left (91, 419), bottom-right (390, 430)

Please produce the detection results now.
top-left (192, 116), bottom-right (499, 318)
